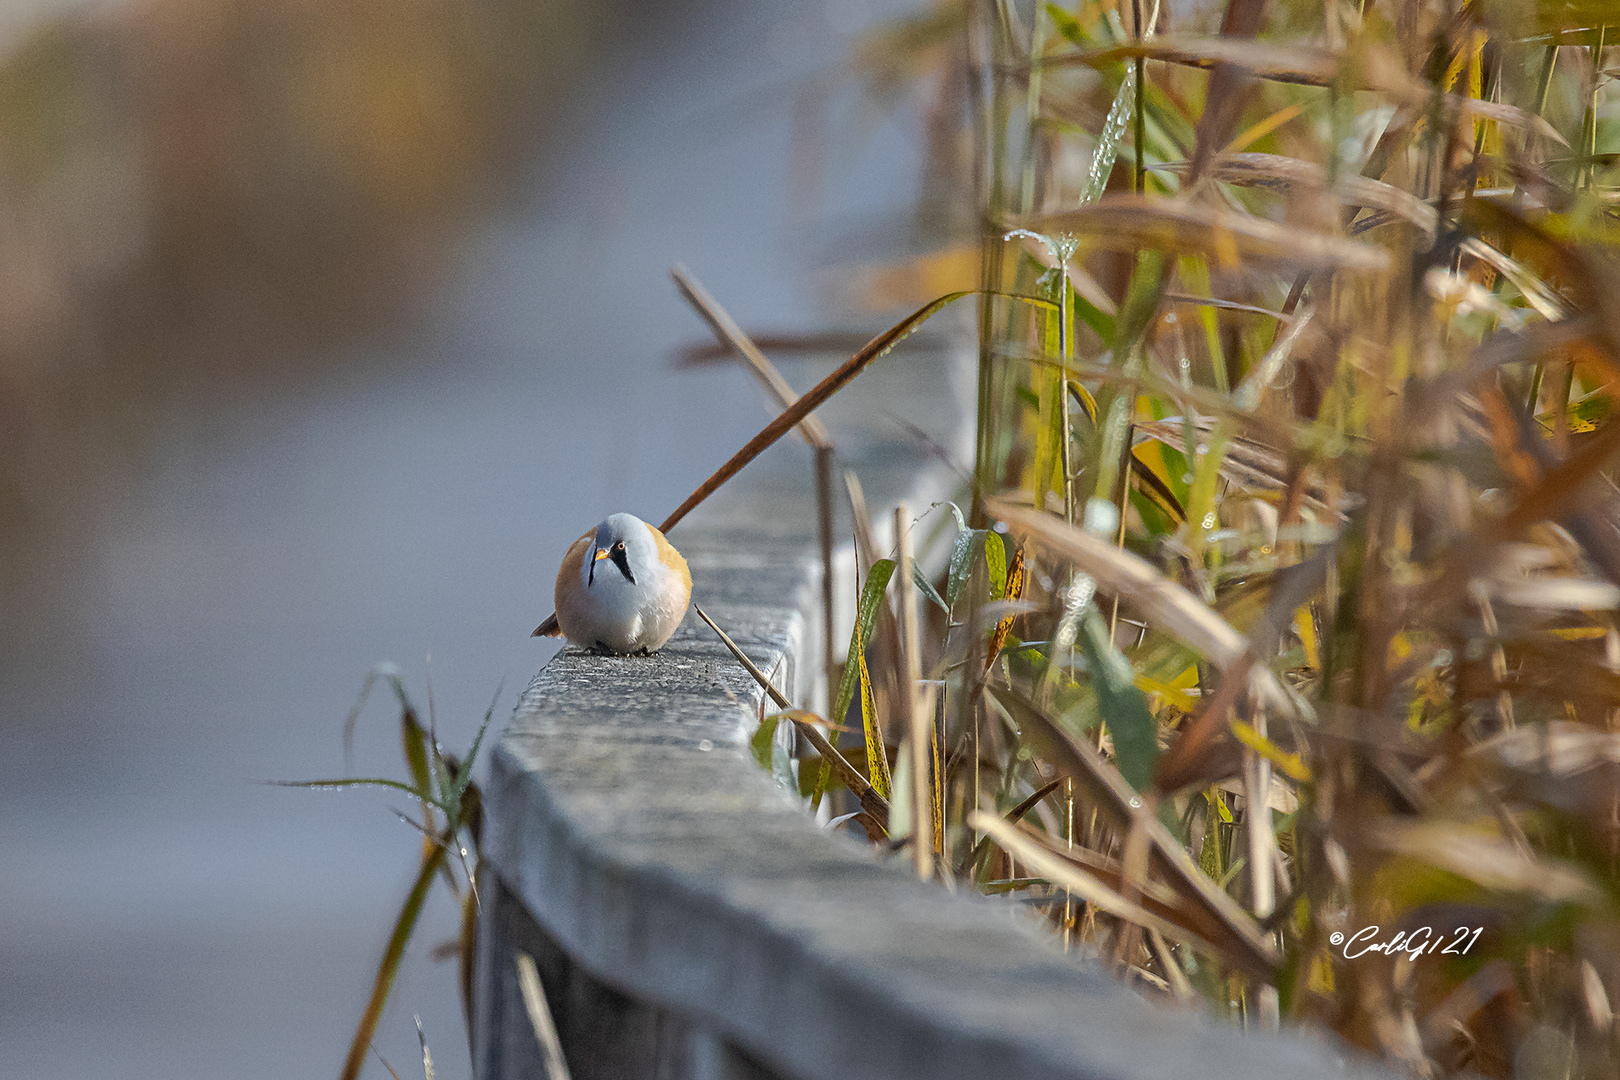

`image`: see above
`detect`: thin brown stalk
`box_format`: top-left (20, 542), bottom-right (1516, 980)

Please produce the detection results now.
top-left (844, 469), bottom-right (880, 574)
top-left (692, 603), bottom-right (890, 829)
top-left (515, 952), bottom-right (574, 1080)
top-left (815, 445), bottom-right (839, 717)
top-left (669, 264), bottom-right (833, 450)
top-left (896, 504), bottom-right (934, 880)
top-left (961, 775), bottom-right (1065, 876)
top-left (669, 265), bottom-right (843, 715)
top-left (658, 293), bottom-right (969, 533)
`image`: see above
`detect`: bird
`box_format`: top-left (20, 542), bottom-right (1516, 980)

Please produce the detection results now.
top-left (544, 512), bottom-right (691, 654)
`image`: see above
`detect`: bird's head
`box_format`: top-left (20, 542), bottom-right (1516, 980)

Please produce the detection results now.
top-left (587, 513), bottom-right (646, 587)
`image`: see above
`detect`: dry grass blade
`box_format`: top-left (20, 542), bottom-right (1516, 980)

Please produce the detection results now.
top-left (515, 952), bottom-right (574, 1080)
top-left (1183, 0), bottom-right (1266, 185)
top-left (1162, 153), bottom-right (1438, 237)
top-left (1234, 302), bottom-right (1313, 411)
top-left (1043, 35), bottom-right (1423, 98)
top-left (370, 1046), bottom-right (405, 1080)
top-left (990, 498), bottom-right (1247, 665)
top-left (692, 603), bottom-right (890, 830)
top-left (339, 837), bottom-right (450, 1080)
top-left (990, 685), bottom-right (1279, 977)
top-left (673, 332), bottom-right (895, 367)
top-left (1495, 405), bottom-right (1620, 541)
top-left (1454, 316), bottom-right (1593, 386)
top-left (1459, 239), bottom-right (1575, 323)
top-left (1044, 35), bottom-right (1340, 85)
top-left (1453, 96), bottom-right (1569, 148)
top-left (1018, 196), bottom-right (1389, 273)
top-left (970, 811), bottom-right (1237, 962)
top-left (790, 709), bottom-right (891, 839)
top-left (963, 775), bottom-right (1065, 874)
top-left (1138, 419), bottom-right (1306, 499)
top-left (843, 468), bottom-right (880, 571)
top-left (657, 291), bottom-right (971, 534)
top-left (1477, 720), bottom-right (1620, 774)
top-left (985, 812), bottom-right (1269, 965)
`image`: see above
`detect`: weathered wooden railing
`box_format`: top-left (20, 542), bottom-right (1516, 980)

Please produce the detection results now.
top-left (471, 345), bottom-right (1393, 1080)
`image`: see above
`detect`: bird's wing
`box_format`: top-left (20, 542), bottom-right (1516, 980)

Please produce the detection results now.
top-left (535, 531), bottom-right (594, 637)
top-left (648, 523), bottom-right (691, 593)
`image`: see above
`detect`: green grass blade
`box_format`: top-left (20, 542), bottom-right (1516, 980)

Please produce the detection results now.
top-left (1075, 606), bottom-right (1159, 791)
top-left (1071, 280), bottom-right (1117, 342)
top-left (1111, 249), bottom-right (1168, 357)
top-left (342, 663), bottom-right (406, 765)
top-left (985, 531), bottom-right (1007, 600)
top-left (913, 563), bottom-right (949, 613)
top-left (269, 777), bottom-right (448, 813)
top-left (830, 558), bottom-right (896, 728)
top-left (856, 611), bottom-right (893, 799)
top-left (935, 500), bottom-right (980, 613)
top-left (400, 703), bottom-right (436, 832)
top-left (1081, 66), bottom-right (1137, 205)
top-left (448, 680), bottom-right (504, 814)
top-left (1044, 1), bottom-right (1089, 49)
top-left (946, 528), bottom-right (985, 613)
top-left (750, 713), bottom-right (783, 770)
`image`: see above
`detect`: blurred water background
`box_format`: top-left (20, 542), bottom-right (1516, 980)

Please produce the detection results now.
top-left (0, 0), bottom-right (960, 1074)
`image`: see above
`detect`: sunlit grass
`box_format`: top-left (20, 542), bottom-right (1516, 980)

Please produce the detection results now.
top-left (716, 2), bottom-right (1620, 1076)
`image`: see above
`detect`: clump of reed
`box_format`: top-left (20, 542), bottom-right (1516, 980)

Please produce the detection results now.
top-left (722, 1), bottom-right (1620, 1076)
top-left (280, 667), bottom-right (494, 1080)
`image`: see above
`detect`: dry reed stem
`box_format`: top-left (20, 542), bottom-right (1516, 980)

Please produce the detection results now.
top-left (515, 952), bottom-right (574, 1080)
top-left (667, 263), bottom-right (843, 718)
top-left (896, 504), bottom-right (934, 881)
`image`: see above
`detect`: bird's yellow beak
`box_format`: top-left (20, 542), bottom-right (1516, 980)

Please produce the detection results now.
top-left (593, 548), bottom-right (613, 562)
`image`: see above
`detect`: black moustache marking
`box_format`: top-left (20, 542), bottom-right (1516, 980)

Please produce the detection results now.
top-left (611, 544), bottom-right (636, 584)
top-left (588, 545), bottom-right (597, 587)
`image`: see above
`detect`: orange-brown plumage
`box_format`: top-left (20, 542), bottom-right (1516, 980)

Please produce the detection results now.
top-left (650, 522), bottom-right (692, 593)
top-left (553, 530), bottom-right (592, 607)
